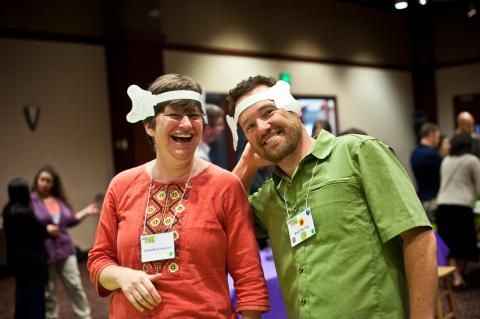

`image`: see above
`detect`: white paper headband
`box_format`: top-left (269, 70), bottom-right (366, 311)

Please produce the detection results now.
top-left (226, 80), bottom-right (300, 150)
top-left (126, 84), bottom-right (207, 123)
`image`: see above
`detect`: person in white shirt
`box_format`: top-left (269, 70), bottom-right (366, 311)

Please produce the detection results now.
top-left (196, 103), bottom-right (225, 162)
top-left (436, 133), bottom-right (480, 288)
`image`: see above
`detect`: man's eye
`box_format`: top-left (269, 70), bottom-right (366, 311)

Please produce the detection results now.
top-left (264, 108), bottom-right (275, 118)
top-left (246, 123), bottom-right (256, 132)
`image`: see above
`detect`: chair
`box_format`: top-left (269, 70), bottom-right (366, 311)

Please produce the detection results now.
top-left (436, 266), bottom-right (457, 319)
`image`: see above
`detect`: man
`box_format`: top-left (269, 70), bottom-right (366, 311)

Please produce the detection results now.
top-left (410, 122), bottom-right (442, 222)
top-left (227, 75), bottom-right (437, 319)
top-left (195, 103), bottom-right (225, 162)
top-left (456, 111), bottom-right (480, 158)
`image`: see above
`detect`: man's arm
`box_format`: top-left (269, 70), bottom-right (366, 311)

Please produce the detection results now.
top-left (400, 227), bottom-right (437, 319)
top-left (232, 143), bottom-right (272, 192)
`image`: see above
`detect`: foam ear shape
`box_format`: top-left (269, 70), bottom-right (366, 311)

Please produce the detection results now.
top-left (126, 85), bottom-right (156, 123)
top-left (270, 81), bottom-right (301, 112)
top-left (226, 80), bottom-right (300, 150)
top-left (226, 115), bottom-right (239, 151)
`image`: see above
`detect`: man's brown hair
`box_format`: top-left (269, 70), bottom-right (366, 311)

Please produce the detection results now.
top-left (227, 75), bottom-right (276, 115)
top-left (419, 122), bottom-right (439, 138)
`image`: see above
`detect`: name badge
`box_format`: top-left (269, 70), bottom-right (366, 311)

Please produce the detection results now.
top-left (140, 232), bottom-right (175, 262)
top-left (286, 207), bottom-right (316, 247)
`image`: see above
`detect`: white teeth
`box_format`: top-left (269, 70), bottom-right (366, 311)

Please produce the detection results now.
top-left (173, 133), bottom-right (192, 138)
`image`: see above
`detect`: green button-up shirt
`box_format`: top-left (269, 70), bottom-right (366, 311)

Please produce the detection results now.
top-left (250, 131), bottom-right (431, 319)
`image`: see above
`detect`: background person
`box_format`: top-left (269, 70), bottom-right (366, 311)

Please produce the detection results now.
top-left (410, 122), bottom-right (442, 222)
top-left (436, 133), bottom-right (480, 288)
top-left (195, 103), bottom-right (225, 162)
top-left (3, 178), bottom-right (59, 319)
top-left (311, 119), bottom-right (331, 138)
top-left (456, 111), bottom-right (480, 158)
top-left (32, 165), bottom-right (98, 319)
top-left (437, 134), bottom-right (451, 158)
top-left (88, 74), bottom-right (269, 318)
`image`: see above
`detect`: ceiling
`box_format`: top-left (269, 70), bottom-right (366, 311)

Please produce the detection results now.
top-left (337, 0), bottom-right (470, 13)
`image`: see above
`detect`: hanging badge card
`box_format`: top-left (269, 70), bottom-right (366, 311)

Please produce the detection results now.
top-left (140, 232), bottom-right (175, 262)
top-left (286, 207), bottom-right (316, 247)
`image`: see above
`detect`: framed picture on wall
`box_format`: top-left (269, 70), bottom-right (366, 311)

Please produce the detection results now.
top-left (296, 96), bottom-right (338, 136)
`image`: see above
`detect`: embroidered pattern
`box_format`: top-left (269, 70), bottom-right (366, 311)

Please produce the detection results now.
top-left (142, 183), bottom-right (189, 275)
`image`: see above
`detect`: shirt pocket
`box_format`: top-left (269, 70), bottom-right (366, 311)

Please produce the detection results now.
top-left (307, 176), bottom-right (367, 246)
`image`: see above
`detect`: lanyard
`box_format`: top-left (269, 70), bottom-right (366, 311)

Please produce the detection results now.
top-left (142, 161), bottom-right (194, 235)
top-left (283, 159), bottom-right (319, 219)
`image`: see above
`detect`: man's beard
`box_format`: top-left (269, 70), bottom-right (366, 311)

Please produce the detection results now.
top-left (254, 119), bottom-right (302, 163)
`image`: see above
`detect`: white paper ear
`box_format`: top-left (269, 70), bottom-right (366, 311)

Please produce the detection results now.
top-left (225, 115), bottom-right (239, 151)
top-left (227, 80), bottom-right (300, 150)
top-left (270, 81), bottom-right (301, 112)
top-left (126, 85), bottom-right (156, 123)
top-left (126, 84), bottom-right (207, 123)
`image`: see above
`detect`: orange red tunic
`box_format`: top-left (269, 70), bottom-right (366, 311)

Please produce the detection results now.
top-left (88, 163), bottom-right (269, 318)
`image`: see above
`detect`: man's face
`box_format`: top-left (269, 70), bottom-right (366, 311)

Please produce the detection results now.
top-left (460, 119), bottom-right (474, 134)
top-left (237, 85), bottom-right (303, 163)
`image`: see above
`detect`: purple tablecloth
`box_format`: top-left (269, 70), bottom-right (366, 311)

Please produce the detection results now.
top-left (435, 231), bottom-right (449, 266)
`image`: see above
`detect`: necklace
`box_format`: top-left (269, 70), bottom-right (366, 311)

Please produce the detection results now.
top-left (283, 159), bottom-right (319, 218)
top-left (142, 160), bottom-right (195, 235)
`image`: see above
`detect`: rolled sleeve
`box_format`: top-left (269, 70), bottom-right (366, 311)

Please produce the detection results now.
top-left (357, 139), bottom-right (431, 243)
top-left (87, 182), bottom-right (119, 297)
top-left (224, 179), bottom-right (270, 313)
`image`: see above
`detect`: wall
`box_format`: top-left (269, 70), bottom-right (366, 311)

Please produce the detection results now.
top-left (160, 0), bottom-right (410, 66)
top-left (436, 63), bottom-right (480, 134)
top-left (164, 50), bottom-right (417, 171)
top-left (0, 38), bottom-right (113, 251)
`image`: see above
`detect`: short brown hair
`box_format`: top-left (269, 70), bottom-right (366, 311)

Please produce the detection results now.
top-left (142, 74), bottom-right (202, 146)
top-left (143, 74), bottom-right (203, 128)
top-left (227, 75), bottom-right (276, 115)
top-left (419, 122), bottom-right (439, 138)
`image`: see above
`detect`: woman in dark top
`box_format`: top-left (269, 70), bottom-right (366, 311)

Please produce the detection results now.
top-left (3, 178), bottom-right (59, 319)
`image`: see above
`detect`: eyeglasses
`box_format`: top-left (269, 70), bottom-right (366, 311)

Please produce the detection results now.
top-left (161, 112), bottom-right (205, 122)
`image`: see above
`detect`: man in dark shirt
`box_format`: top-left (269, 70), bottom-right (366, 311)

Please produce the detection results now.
top-left (456, 111), bottom-right (480, 158)
top-left (410, 122), bottom-right (442, 221)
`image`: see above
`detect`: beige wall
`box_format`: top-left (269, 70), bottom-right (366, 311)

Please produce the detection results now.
top-left (160, 0), bottom-right (410, 66)
top-left (0, 38), bottom-right (113, 250)
top-left (436, 63), bottom-right (480, 135)
top-left (164, 50), bottom-right (417, 171)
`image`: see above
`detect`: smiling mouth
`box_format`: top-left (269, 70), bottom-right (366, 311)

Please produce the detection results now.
top-left (171, 133), bottom-right (193, 143)
top-left (262, 130), bottom-right (281, 145)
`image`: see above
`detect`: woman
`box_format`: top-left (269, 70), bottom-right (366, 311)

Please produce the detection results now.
top-left (436, 133), bottom-right (480, 288)
top-left (88, 74), bottom-right (269, 318)
top-left (32, 165), bottom-right (98, 319)
top-left (437, 134), bottom-right (451, 158)
top-left (3, 178), bottom-right (59, 319)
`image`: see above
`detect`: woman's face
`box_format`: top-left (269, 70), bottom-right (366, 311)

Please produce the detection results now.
top-left (145, 104), bottom-right (203, 162)
top-left (439, 137), bottom-right (451, 157)
top-left (36, 171), bottom-right (54, 197)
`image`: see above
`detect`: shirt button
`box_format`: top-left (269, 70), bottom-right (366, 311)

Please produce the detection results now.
top-left (301, 298), bottom-right (307, 305)
top-left (299, 266), bottom-right (304, 273)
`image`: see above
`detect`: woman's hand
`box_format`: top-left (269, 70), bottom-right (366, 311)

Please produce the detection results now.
top-left (116, 268), bottom-right (163, 312)
top-left (99, 266), bottom-right (162, 313)
top-left (46, 224), bottom-right (60, 237)
top-left (76, 203), bottom-right (99, 220)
